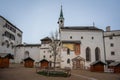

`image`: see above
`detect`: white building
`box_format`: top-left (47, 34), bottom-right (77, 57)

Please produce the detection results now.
top-left (104, 26), bottom-right (120, 63)
top-left (58, 6), bottom-right (105, 69)
top-left (14, 44), bottom-right (41, 63)
top-left (0, 16), bottom-right (22, 61)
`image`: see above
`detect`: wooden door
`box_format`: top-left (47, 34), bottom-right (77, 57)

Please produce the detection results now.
top-left (41, 61), bottom-right (49, 68)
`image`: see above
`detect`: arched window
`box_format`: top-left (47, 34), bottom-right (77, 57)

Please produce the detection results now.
top-left (86, 47), bottom-right (91, 61)
top-left (95, 47), bottom-right (100, 61)
top-left (24, 51), bottom-right (29, 58)
top-left (67, 58), bottom-right (70, 64)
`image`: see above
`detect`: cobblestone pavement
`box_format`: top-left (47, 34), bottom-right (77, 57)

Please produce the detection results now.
top-left (0, 64), bottom-right (120, 80)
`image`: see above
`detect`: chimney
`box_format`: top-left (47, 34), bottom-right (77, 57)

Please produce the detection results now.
top-left (106, 26), bottom-right (111, 31)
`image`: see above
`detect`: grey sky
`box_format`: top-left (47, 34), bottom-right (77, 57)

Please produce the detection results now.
top-left (0, 0), bottom-right (120, 43)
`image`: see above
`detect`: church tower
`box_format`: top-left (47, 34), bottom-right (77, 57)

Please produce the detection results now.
top-left (58, 5), bottom-right (64, 28)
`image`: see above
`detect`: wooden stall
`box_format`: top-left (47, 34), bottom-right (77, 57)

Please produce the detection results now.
top-left (24, 57), bottom-right (34, 68)
top-left (0, 53), bottom-right (13, 68)
top-left (109, 62), bottom-right (120, 73)
top-left (90, 61), bottom-right (106, 72)
top-left (40, 59), bottom-right (49, 69)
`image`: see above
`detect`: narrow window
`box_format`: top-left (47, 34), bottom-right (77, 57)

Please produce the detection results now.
top-left (95, 47), bottom-right (100, 61)
top-left (70, 36), bottom-right (72, 39)
top-left (67, 48), bottom-right (70, 55)
top-left (86, 47), bottom-right (91, 61)
top-left (81, 36), bottom-right (83, 39)
top-left (67, 59), bottom-right (70, 64)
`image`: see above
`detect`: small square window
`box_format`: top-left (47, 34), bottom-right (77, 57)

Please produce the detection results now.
top-left (70, 36), bottom-right (72, 39)
top-left (92, 37), bottom-right (94, 39)
top-left (110, 43), bottom-right (114, 47)
top-left (111, 52), bottom-right (115, 55)
top-left (109, 36), bottom-right (113, 39)
top-left (81, 36), bottom-right (83, 39)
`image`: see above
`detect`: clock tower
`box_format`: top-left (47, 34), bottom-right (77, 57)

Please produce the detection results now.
top-left (58, 5), bottom-right (64, 28)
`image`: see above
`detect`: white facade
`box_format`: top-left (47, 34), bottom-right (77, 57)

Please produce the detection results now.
top-left (14, 44), bottom-right (41, 63)
top-left (0, 16), bottom-right (22, 56)
top-left (59, 27), bottom-right (105, 68)
top-left (104, 29), bottom-right (120, 62)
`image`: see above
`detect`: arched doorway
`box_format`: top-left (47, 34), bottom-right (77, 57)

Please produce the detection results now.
top-left (72, 56), bottom-right (85, 69)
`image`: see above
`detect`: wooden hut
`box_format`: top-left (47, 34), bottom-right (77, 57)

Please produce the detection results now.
top-left (24, 57), bottom-right (34, 68)
top-left (90, 61), bottom-right (106, 72)
top-left (109, 62), bottom-right (120, 73)
top-left (0, 53), bottom-right (13, 68)
top-left (40, 59), bottom-right (49, 69)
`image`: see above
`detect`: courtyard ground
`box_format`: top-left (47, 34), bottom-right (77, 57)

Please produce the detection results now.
top-left (0, 64), bottom-right (120, 80)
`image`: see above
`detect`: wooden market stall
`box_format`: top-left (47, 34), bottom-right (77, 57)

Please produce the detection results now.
top-left (90, 61), bottom-right (106, 72)
top-left (109, 62), bottom-right (120, 73)
top-left (24, 57), bottom-right (34, 68)
top-left (0, 53), bottom-right (13, 68)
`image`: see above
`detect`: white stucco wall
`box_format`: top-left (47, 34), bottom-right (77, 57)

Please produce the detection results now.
top-left (104, 31), bottom-right (120, 61)
top-left (15, 46), bottom-right (40, 63)
top-left (60, 29), bottom-right (105, 68)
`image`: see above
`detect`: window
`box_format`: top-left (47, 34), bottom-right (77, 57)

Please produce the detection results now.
top-left (4, 31), bottom-right (15, 40)
top-left (67, 59), bottom-right (70, 64)
top-left (17, 33), bottom-right (21, 37)
top-left (1, 42), bottom-right (4, 46)
top-left (110, 43), bottom-right (114, 47)
top-left (86, 47), bottom-right (91, 61)
top-left (70, 36), bottom-right (72, 39)
top-left (81, 36), bottom-right (83, 39)
top-left (4, 23), bottom-right (16, 33)
top-left (67, 48), bottom-right (70, 55)
top-left (95, 47), bottom-right (100, 61)
top-left (91, 37), bottom-right (94, 40)
top-left (109, 36), bottom-right (113, 39)
top-left (43, 55), bottom-right (45, 58)
top-left (44, 51), bottom-right (45, 53)
top-left (49, 55), bottom-right (52, 58)
top-left (111, 52), bottom-right (115, 55)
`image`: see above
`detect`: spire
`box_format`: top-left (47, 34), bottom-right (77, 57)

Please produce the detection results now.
top-left (59, 5), bottom-right (64, 19)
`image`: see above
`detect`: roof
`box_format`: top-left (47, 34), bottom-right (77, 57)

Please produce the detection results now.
top-left (24, 57), bottom-right (34, 61)
top-left (0, 16), bottom-right (23, 33)
top-left (62, 40), bottom-right (81, 44)
top-left (0, 53), bottom-right (14, 59)
top-left (59, 5), bottom-right (64, 19)
top-left (60, 26), bottom-right (103, 31)
top-left (109, 62), bottom-right (120, 66)
top-left (72, 56), bottom-right (85, 61)
top-left (40, 59), bottom-right (49, 62)
top-left (40, 37), bottom-right (51, 41)
top-left (90, 60), bottom-right (106, 66)
top-left (16, 44), bottom-right (41, 47)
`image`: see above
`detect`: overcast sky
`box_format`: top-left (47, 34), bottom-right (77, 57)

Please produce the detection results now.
top-left (0, 0), bottom-right (120, 43)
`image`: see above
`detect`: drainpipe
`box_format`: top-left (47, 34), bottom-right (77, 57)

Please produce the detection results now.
top-left (102, 31), bottom-right (106, 63)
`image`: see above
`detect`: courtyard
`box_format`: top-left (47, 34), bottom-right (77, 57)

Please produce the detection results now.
top-left (0, 64), bottom-right (120, 80)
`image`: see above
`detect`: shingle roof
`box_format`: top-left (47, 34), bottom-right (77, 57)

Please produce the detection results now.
top-left (62, 40), bottom-right (81, 44)
top-left (40, 37), bottom-right (51, 41)
top-left (109, 62), bottom-right (120, 66)
top-left (24, 57), bottom-right (34, 61)
top-left (61, 26), bottom-right (103, 31)
top-left (16, 44), bottom-right (41, 47)
top-left (90, 60), bottom-right (106, 65)
top-left (0, 53), bottom-right (14, 59)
